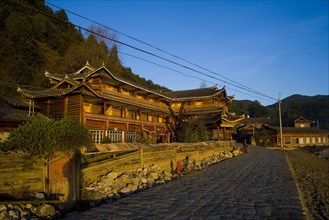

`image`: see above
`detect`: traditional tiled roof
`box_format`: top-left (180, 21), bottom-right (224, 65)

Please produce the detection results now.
top-left (193, 113), bottom-right (222, 124)
top-left (17, 86), bottom-right (77, 99)
top-left (239, 117), bottom-right (272, 124)
top-left (21, 63), bottom-right (233, 102)
top-left (192, 111), bottom-right (244, 125)
top-left (0, 96), bottom-right (47, 122)
top-left (265, 125), bottom-right (329, 134)
top-left (164, 86), bottom-right (230, 101)
top-left (222, 113), bottom-right (245, 123)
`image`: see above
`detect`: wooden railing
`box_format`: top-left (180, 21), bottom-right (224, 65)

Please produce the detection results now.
top-left (85, 112), bottom-right (166, 127)
top-left (102, 90), bottom-right (169, 113)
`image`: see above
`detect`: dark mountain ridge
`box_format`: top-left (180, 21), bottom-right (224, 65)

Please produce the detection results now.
top-left (233, 94), bottom-right (329, 130)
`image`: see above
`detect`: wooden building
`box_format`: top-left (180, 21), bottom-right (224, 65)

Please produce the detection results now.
top-left (0, 96), bottom-right (47, 141)
top-left (236, 117), bottom-right (272, 145)
top-left (264, 117), bottom-right (329, 147)
top-left (17, 62), bottom-right (241, 143)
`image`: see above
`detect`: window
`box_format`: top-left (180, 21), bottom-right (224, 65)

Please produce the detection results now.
top-left (284, 137), bottom-right (291, 145)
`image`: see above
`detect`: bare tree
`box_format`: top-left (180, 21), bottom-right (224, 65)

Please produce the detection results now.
top-left (200, 81), bottom-right (208, 88)
top-left (87, 25), bottom-right (118, 50)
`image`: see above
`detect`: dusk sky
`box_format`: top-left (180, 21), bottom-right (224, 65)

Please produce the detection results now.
top-left (47, 0), bottom-right (328, 105)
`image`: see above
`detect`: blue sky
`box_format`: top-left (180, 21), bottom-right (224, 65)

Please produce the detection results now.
top-left (47, 0), bottom-right (328, 105)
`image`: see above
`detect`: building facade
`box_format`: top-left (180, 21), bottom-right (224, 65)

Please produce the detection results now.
top-left (265, 117), bottom-right (329, 147)
top-left (17, 62), bottom-right (242, 143)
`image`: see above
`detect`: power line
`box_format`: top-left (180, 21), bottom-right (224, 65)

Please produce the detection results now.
top-left (9, 0), bottom-right (277, 102)
top-left (45, 1), bottom-right (276, 101)
top-left (119, 52), bottom-right (274, 103)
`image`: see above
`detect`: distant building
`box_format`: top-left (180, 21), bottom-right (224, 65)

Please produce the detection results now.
top-left (236, 117), bottom-right (272, 145)
top-left (0, 96), bottom-right (47, 141)
top-left (17, 62), bottom-right (243, 143)
top-left (264, 117), bottom-right (329, 147)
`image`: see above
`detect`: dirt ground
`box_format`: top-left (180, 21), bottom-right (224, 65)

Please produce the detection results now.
top-left (286, 148), bottom-right (329, 219)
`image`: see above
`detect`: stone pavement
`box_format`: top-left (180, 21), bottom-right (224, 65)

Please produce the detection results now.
top-left (63, 147), bottom-right (305, 220)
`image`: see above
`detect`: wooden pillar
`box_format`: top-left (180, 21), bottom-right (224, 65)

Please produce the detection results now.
top-left (64, 96), bottom-right (68, 118)
top-left (47, 99), bottom-right (50, 117)
top-left (80, 94), bottom-right (84, 124)
top-left (103, 101), bottom-right (107, 115)
top-left (140, 149), bottom-right (144, 168)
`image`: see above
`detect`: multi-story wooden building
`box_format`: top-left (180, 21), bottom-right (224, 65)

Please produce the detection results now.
top-left (17, 62), bottom-right (242, 143)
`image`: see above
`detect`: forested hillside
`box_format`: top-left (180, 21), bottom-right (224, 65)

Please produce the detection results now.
top-left (0, 0), bottom-right (169, 96)
top-left (267, 94), bottom-right (329, 130)
top-left (231, 95), bottom-right (329, 130)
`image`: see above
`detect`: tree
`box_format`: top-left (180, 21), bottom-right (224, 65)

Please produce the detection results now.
top-left (2, 119), bottom-right (93, 158)
top-left (248, 100), bottom-right (268, 117)
top-left (199, 81), bottom-right (208, 88)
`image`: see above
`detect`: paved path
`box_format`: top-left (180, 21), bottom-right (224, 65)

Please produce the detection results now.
top-left (64, 147), bottom-right (305, 219)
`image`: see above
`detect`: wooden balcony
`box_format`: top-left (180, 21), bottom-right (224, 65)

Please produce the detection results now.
top-left (84, 112), bottom-right (166, 127)
top-left (101, 90), bottom-right (169, 114)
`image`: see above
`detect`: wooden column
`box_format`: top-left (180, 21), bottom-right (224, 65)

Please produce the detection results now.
top-left (80, 94), bottom-right (84, 124)
top-left (64, 96), bottom-right (68, 118)
top-left (103, 101), bottom-right (107, 115)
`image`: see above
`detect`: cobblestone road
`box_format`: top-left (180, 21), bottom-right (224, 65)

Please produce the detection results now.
top-left (64, 147), bottom-right (305, 219)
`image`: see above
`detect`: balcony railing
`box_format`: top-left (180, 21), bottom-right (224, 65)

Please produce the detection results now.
top-left (85, 112), bottom-right (166, 127)
top-left (101, 90), bottom-right (169, 113)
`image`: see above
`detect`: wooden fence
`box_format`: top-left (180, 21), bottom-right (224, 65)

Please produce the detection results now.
top-left (80, 141), bottom-right (235, 186)
top-left (0, 154), bottom-right (46, 199)
top-left (0, 153), bottom-right (78, 211)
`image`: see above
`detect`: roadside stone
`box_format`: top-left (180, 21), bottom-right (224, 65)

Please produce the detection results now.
top-left (36, 204), bottom-right (56, 218)
top-left (0, 205), bottom-right (7, 212)
top-left (149, 172), bottom-right (159, 180)
top-left (106, 172), bottom-right (118, 180)
top-left (141, 177), bottom-right (147, 184)
top-left (0, 210), bottom-right (9, 220)
top-left (127, 183), bottom-right (138, 192)
top-left (119, 187), bottom-right (131, 195)
top-left (35, 192), bottom-right (46, 200)
top-left (8, 209), bottom-right (19, 219)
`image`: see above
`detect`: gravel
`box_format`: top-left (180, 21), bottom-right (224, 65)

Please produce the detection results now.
top-left (286, 149), bottom-right (329, 219)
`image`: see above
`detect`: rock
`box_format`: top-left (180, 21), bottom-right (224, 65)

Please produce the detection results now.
top-left (21, 209), bottom-right (31, 219)
top-left (25, 204), bottom-right (33, 209)
top-left (81, 190), bottom-right (104, 206)
top-left (156, 180), bottom-right (165, 185)
top-left (131, 177), bottom-right (140, 185)
top-left (149, 172), bottom-right (159, 180)
top-left (119, 187), bottom-right (131, 195)
top-left (30, 206), bottom-right (38, 215)
top-left (0, 205), bottom-right (7, 212)
top-left (232, 149), bottom-right (241, 156)
top-left (150, 164), bottom-right (160, 171)
top-left (106, 171), bottom-right (119, 180)
top-left (35, 192), bottom-right (46, 200)
top-left (0, 210), bottom-right (9, 220)
top-left (127, 183), bottom-right (138, 192)
top-left (36, 204), bottom-right (56, 218)
top-left (141, 177), bottom-right (147, 184)
top-left (147, 177), bottom-right (155, 186)
top-left (9, 209), bottom-right (19, 219)
top-left (104, 178), bottom-right (115, 186)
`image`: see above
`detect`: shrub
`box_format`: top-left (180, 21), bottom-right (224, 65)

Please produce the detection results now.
top-left (177, 121), bottom-right (208, 143)
top-left (1, 119), bottom-right (93, 158)
top-left (100, 136), bottom-right (112, 144)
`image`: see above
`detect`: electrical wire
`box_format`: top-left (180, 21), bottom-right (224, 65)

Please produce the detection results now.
top-left (8, 0), bottom-right (277, 102)
top-left (45, 1), bottom-right (272, 100)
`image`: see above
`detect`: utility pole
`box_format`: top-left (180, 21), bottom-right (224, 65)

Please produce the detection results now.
top-left (278, 95), bottom-right (283, 149)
